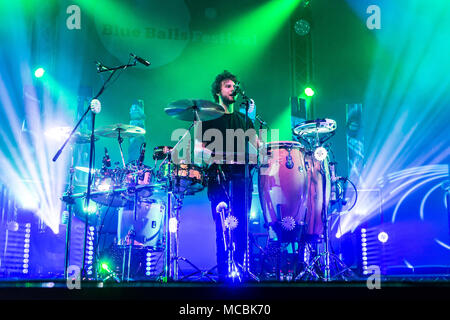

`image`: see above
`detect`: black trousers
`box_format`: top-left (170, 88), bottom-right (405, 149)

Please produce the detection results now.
top-left (207, 165), bottom-right (253, 279)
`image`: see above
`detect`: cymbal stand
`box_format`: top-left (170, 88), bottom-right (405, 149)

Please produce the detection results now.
top-left (163, 109), bottom-right (200, 281)
top-left (120, 171), bottom-right (140, 282)
top-left (116, 129), bottom-right (127, 169)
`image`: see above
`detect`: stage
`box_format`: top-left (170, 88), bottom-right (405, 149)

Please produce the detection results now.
top-left (1, 0), bottom-right (450, 307)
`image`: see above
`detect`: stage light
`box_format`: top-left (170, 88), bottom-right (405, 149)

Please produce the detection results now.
top-left (34, 67), bottom-right (45, 78)
top-left (294, 19), bottom-right (310, 36)
top-left (169, 217), bottom-right (178, 233)
top-left (378, 231), bottom-right (389, 243)
top-left (44, 126), bottom-right (71, 142)
top-left (101, 263), bottom-right (111, 272)
top-left (83, 202), bottom-right (98, 214)
top-left (304, 87), bottom-right (315, 97)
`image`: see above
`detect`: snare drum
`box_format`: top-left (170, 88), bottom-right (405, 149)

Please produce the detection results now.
top-left (124, 167), bottom-right (161, 198)
top-left (117, 199), bottom-right (165, 249)
top-left (258, 141), bottom-right (308, 242)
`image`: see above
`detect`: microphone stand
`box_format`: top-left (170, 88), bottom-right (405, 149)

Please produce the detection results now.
top-left (54, 59), bottom-right (138, 280)
top-left (239, 89), bottom-right (259, 282)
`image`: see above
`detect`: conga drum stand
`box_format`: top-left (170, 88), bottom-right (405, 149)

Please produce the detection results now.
top-left (295, 161), bottom-right (352, 281)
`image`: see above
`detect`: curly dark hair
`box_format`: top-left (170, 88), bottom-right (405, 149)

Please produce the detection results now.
top-left (211, 70), bottom-right (237, 103)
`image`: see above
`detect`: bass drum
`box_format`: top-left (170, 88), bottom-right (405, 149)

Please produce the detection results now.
top-left (258, 141), bottom-right (308, 242)
top-left (117, 199), bottom-right (165, 249)
top-left (304, 153), bottom-right (331, 241)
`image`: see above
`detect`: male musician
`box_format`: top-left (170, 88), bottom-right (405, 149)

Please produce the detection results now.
top-left (199, 70), bottom-right (257, 281)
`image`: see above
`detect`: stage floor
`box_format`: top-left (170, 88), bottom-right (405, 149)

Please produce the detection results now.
top-left (0, 276), bottom-right (449, 301)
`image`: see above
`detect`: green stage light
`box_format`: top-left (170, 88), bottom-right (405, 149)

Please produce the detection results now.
top-left (34, 67), bottom-right (45, 78)
top-left (304, 87), bottom-right (315, 97)
top-left (101, 263), bottom-right (110, 272)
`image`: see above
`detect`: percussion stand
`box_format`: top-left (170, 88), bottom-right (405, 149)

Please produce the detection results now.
top-left (295, 156), bottom-right (352, 281)
top-left (121, 171), bottom-right (140, 282)
top-left (63, 152), bottom-right (76, 279)
top-left (115, 129), bottom-right (127, 169)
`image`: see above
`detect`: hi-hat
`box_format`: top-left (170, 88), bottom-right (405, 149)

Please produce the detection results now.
top-left (165, 99), bottom-right (225, 121)
top-left (95, 124), bottom-right (146, 138)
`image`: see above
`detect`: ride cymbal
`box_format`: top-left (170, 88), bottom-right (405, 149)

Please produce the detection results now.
top-left (165, 99), bottom-right (225, 121)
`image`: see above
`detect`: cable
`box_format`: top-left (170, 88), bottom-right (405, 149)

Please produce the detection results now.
top-left (342, 177), bottom-right (358, 212)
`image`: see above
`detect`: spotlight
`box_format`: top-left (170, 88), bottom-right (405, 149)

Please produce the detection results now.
top-left (83, 202), bottom-right (98, 214)
top-left (34, 67), bottom-right (45, 78)
top-left (314, 146), bottom-right (327, 161)
top-left (169, 217), bottom-right (178, 233)
top-left (304, 87), bottom-right (315, 97)
top-left (294, 19), bottom-right (310, 36)
top-left (44, 126), bottom-right (71, 142)
top-left (100, 261), bottom-right (120, 283)
top-left (378, 231), bottom-right (389, 243)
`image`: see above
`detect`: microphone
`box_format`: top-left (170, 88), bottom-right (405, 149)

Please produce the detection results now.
top-left (231, 81), bottom-right (241, 96)
top-left (248, 99), bottom-right (255, 113)
top-left (130, 53), bottom-right (151, 66)
top-left (255, 114), bottom-right (267, 127)
top-left (103, 147), bottom-right (111, 167)
top-left (216, 201), bottom-right (228, 214)
top-left (95, 61), bottom-right (108, 72)
top-left (138, 142), bottom-right (146, 166)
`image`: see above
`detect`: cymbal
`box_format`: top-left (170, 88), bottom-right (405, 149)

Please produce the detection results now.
top-left (293, 119), bottom-right (337, 137)
top-left (74, 166), bottom-right (97, 174)
top-left (71, 132), bottom-right (99, 144)
top-left (95, 124), bottom-right (146, 138)
top-left (43, 126), bottom-right (98, 144)
top-left (165, 99), bottom-right (225, 121)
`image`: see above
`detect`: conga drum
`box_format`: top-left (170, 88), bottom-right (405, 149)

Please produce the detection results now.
top-left (304, 153), bottom-right (331, 241)
top-left (258, 141), bottom-right (308, 242)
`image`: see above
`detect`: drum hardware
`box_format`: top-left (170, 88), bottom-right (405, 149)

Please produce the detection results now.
top-left (123, 226), bottom-right (136, 282)
top-left (95, 124), bottom-right (146, 169)
top-left (161, 104), bottom-right (215, 282)
top-left (63, 149), bottom-right (76, 279)
top-left (293, 119), bottom-right (337, 151)
top-left (295, 150), bottom-right (354, 282)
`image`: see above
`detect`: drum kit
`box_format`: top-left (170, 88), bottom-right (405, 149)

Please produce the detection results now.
top-left (60, 95), bottom-right (351, 282)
